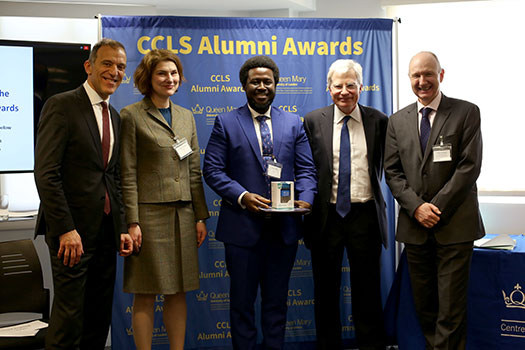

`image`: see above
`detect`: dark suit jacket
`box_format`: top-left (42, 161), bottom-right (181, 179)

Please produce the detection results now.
top-left (303, 104), bottom-right (388, 248)
top-left (384, 94), bottom-right (485, 245)
top-left (34, 85), bottom-right (126, 251)
top-left (203, 104), bottom-right (317, 247)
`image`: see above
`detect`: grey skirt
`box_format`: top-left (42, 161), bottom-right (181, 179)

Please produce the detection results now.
top-left (123, 201), bottom-right (199, 294)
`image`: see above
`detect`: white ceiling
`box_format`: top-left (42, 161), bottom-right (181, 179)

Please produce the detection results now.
top-left (1, 0), bottom-right (317, 11)
top-left (0, 0), bottom-right (487, 15)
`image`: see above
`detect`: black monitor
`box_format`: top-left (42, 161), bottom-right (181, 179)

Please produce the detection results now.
top-left (0, 40), bottom-right (91, 173)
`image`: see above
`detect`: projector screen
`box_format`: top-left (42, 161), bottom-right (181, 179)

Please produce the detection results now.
top-left (0, 40), bottom-right (90, 173)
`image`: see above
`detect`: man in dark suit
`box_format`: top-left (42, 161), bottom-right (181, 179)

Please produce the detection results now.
top-left (34, 38), bottom-right (133, 350)
top-left (384, 51), bottom-right (484, 350)
top-left (203, 56), bottom-right (317, 350)
top-left (303, 59), bottom-right (388, 350)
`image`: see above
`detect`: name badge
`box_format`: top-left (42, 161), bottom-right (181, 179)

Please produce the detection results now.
top-left (172, 137), bottom-right (193, 160)
top-left (433, 136), bottom-right (452, 162)
top-left (266, 160), bottom-right (282, 179)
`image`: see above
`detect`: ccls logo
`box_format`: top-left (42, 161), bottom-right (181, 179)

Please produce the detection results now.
top-left (211, 75), bottom-right (230, 82)
top-left (288, 289), bottom-right (302, 297)
top-left (278, 105), bottom-right (298, 113)
top-left (216, 321), bottom-right (231, 329)
top-left (214, 260), bottom-right (227, 268)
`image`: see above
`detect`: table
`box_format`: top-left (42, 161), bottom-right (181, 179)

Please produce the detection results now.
top-left (385, 234), bottom-right (525, 349)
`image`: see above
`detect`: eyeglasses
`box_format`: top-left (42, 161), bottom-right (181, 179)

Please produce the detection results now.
top-left (331, 82), bottom-right (359, 92)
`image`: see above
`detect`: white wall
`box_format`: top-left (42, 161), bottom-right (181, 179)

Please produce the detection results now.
top-left (387, 0), bottom-right (525, 193)
top-left (386, 0), bottom-right (525, 234)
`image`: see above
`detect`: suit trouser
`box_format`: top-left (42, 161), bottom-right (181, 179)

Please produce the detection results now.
top-left (405, 235), bottom-right (473, 350)
top-left (310, 202), bottom-right (386, 350)
top-left (45, 215), bottom-right (116, 350)
top-left (224, 221), bottom-right (298, 350)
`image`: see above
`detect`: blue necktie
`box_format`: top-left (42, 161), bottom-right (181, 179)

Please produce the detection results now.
top-left (336, 115), bottom-right (351, 218)
top-left (257, 115), bottom-right (273, 172)
top-left (420, 107), bottom-right (432, 152)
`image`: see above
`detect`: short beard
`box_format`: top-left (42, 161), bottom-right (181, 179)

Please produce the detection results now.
top-left (247, 97), bottom-right (274, 114)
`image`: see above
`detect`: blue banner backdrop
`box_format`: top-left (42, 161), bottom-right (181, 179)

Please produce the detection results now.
top-left (102, 16), bottom-right (395, 349)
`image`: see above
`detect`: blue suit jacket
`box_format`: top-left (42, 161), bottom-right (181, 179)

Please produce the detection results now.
top-left (203, 104), bottom-right (317, 247)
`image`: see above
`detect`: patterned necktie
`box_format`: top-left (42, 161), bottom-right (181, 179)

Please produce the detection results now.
top-left (101, 101), bottom-right (111, 214)
top-left (336, 115), bottom-right (351, 218)
top-left (420, 107), bottom-right (432, 153)
top-left (257, 115), bottom-right (274, 172)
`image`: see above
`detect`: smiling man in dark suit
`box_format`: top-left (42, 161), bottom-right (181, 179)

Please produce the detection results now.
top-left (384, 51), bottom-right (485, 350)
top-left (34, 38), bottom-right (133, 350)
top-left (303, 59), bottom-right (388, 350)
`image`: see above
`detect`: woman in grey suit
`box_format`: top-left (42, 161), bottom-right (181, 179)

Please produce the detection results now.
top-left (120, 49), bottom-right (209, 350)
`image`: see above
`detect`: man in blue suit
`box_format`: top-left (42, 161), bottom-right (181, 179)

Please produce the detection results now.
top-left (203, 56), bottom-right (317, 350)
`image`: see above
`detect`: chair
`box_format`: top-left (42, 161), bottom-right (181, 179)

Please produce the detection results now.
top-left (0, 239), bottom-right (50, 350)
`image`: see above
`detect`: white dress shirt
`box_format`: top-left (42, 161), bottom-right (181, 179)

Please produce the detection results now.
top-left (331, 104), bottom-right (373, 204)
top-left (248, 104), bottom-right (273, 155)
top-left (417, 92), bottom-right (442, 132)
top-left (83, 81), bottom-right (115, 161)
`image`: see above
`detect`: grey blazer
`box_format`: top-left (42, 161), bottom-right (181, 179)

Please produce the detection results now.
top-left (384, 94), bottom-right (485, 245)
top-left (119, 97), bottom-right (209, 225)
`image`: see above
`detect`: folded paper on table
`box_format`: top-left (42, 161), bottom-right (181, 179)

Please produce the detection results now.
top-left (0, 320), bottom-right (48, 337)
top-left (474, 234), bottom-right (516, 250)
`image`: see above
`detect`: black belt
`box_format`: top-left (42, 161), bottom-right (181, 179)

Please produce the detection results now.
top-left (329, 200), bottom-right (374, 210)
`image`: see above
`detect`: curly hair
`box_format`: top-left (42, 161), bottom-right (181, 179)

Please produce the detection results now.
top-left (239, 55), bottom-right (280, 86)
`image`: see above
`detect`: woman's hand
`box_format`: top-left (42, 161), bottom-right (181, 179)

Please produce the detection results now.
top-left (128, 223), bottom-right (143, 253)
top-left (196, 221), bottom-right (207, 248)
